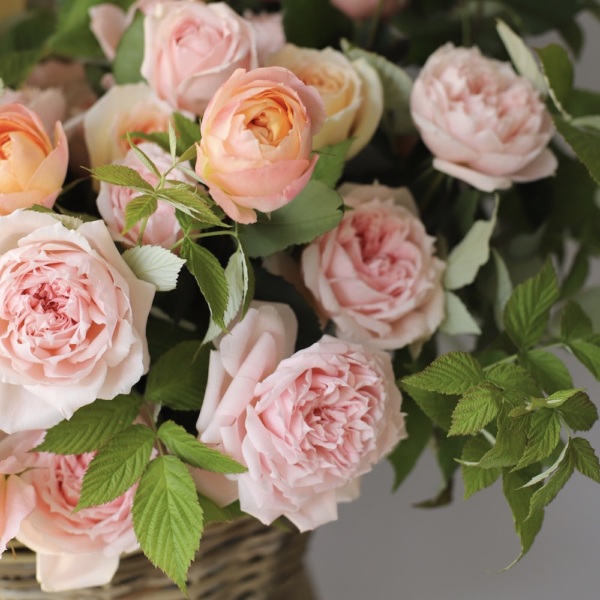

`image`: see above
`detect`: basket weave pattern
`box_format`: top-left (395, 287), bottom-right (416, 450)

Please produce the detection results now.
top-left (0, 518), bottom-right (313, 600)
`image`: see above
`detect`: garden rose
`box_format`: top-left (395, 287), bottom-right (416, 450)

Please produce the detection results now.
top-left (1, 88), bottom-right (66, 138)
top-left (244, 11), bottom-right (286, 65)
top-left (84, 82), bottom-right (172, 171)
top-left (0, 103), bottom-right (68, 215)
top-left (267, 44), bottom-right (383, 158)
top-left (196, 303), bottom-right (406, 531)
top-left (410, 43), bottom-right (557, 192)
top-left (196, 66), bottom-right (325, 224)
top-left (96, 143), bottom-right (188, 248)
top-left (0, 210), bottom-right (155, 433)
top-left (141, 0), bottom-right (258, 115)
top-left (0, 430), bottom-right (138, 592)
top-left (302, 183), bottom-right (445, 350)
top-left (330, 0), bottom-right (407, 19)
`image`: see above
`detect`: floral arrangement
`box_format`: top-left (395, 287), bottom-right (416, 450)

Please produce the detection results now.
top-left (1, 0), bottom-right (600, 595)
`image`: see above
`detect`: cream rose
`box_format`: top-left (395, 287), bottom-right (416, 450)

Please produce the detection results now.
top-left (0, 210), bottom-right (155, 433)
top-left (196, 66), bottom-right (325, 224)
top-left (141, 0), bottom-right (258, 115)
top-left (267, 44), bottom-right (383, 158)
top-left (410, 43), bottom-right (557, 192)
top-left (97, 143), bottom-right (188, 249)
top-left (0, 103), bottom-right (68, 215)
top-left (301, 183), bottom-right (445, 350)
top-left (196, 303), bottom-right (406, 531)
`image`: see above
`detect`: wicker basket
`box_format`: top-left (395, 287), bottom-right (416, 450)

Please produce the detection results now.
top-left (0, 518), bottom-right (314, 600)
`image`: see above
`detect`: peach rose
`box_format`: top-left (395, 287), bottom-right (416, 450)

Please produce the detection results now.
top-left (410, 43), bottom-right (557, 192)
top-left (97, 143), bottom-right (188, 248)
top-left (1, 88), bottom-right (66, 138)
top-left (141, 1), bottom-right (258, 115)
top-left (196, 303), bottom-right (406, 531)
top-left (330, 0), bottom-right (407, 19)
top-left (196, 66), bottom-right (325, 224)
top-left (83, 82), bottom-right (172, 171)
top-left (0, 430), bottom-right (138, 592)
top-left (301, 183), bottom-right (445, 350)
top-left (0, 103), bottom-right (68, 215)
top-left (0, 210), bottom-right (155, 433)
top-left (267, 44), bottom-right (383, 158)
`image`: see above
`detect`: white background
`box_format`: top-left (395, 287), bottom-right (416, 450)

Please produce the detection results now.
top-left (306, 15), bottom-right (600, 600)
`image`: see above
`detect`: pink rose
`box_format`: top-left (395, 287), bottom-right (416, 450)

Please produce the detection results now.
top-left (195, 66), bottom-right (325, 224)
top-left (0, 210), bottom-right (155, 433)
top-left (410, 43), bottom-right (557, 192)
top-left (97, 143), bottom-right (189, 249)
top-left (330, 0), bottom-right (407, 19)
top-left (196, 303), bottom-right (406, 531)
top-left (301, 183), bottom-right (445, 350)
top-left (0, 430), bottom-right (138, 592)
top-left (1, 87), bottom-right (66, 138)
top-left (0, 103), bottom-right (68, 215)
top-left (141, 1), bottom-right (258, 115)
top-left (243, 11), bottom-right (286, 65)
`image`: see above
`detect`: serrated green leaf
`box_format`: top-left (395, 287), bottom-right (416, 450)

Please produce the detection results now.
top-left (513, 409), bottom-right (562, 471)
top-left (145, 341), bottom-right (210, 411)
top-left (559, 391), bottom-right (598, 431)
top-left (554, 116), bottom-right (600, 187)
top-left (158, 185), bottom-right (223, 227)
top-left (173, 112), bottom-right (200, 155)
top-left (520, 349), bottom-right (574, 394)
top-left (181, 239), bottom-right (228, 330)
top-left (502, 469), bottom-right (544, 570)
top-left (198, 496), bottom-right (244, 525)
top-left (113, 9), bottom-right (144, 84)
top-left (402, 352), bottom-right (485, 396)
top-left (439, 291), bottom-right (481, 335)
top-left (521, 442), bottom-right (569, 489)
top-left (448, 383), bottom-right (501, 436)
top-left (400, 382), bottom-right (457, 432)
top-left (129, 131), bottom-right (171, 153)
top-left (133, 455), bottom-right (203, 594)
top-left (124, 193), bottom-right (158, 233)
top-left (435, 433), bottom-right (465, 485)
top-left (122, 245), bottom-right (185, 292)
top-left (503, 259), bottom-right (559, 350)
top-left (567, 339), bottom-right (600, 380)
top-left (536, 44), bottom-right (573, 117)
top-left (0, 48), bottom-right (41, 87)
top-left (311, 140), bottom-right (353, 188)
top-left (478, 409), bottom-right (530, 469)
top-left (544, 388), bottom-right (587, 408)
top-left (158, 421), bottom-right (246, 474)
top-left (237, 180), bottom-right (343, 258)
top-left (560, 301), bottom-right (593, 342)
top-left (91, 164), bottom-right (153, 190)
top-left (34, 394), bottom-right (143, 455)
top-left (129, 140), bottom-right (161, 177)
top-left (560, 247), bottom-right (589, 298)
top-left (570, 437), bottom-right (600, 483)
top-left (492, 249), bottom-right (513, 331)
top-left (388, 396), bottom-right (432, 490)
top-left (461, 436), bottom-right (501, 499)
top-left (77, 425), bottom-right (156, 510)
top-left (496, 20), bottom-right (546, 94)
top-left (444, 198), bottom-right (498, 291)
top-left (485, 362), bottom-right (541, 397)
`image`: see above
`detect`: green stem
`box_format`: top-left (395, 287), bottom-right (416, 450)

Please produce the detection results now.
top-left (366, 0), bottom-right (386, 50)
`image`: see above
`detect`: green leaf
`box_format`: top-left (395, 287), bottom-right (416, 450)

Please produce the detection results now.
top-left (0, 48), bottom-right (41, 88)
top-left (478, 409), bottom-right (530, 469)
top-left (158, 421), bottom-right (246, 474)
top-left (570, 437), bottom-right (600, 483)
top-left (439, 291), bottom-right (481, 335)
top-left (129, 140), bottom-right (161, 177)
top-left (341, 40), bottom-right (414, 135)
top-left (133, 456), bottom-right (203, 594)
top-left (77, 425), bottom-right (156, 510)
top-left (443, 198), bottom-right (498, 290)
top-left (237, 180), bottom-right (343, 258)
top-left (91, 164), bottom-right (153, 190)
top-left (182, 239), bottom-right (228, 330)
top-left (461, 436), bottom-right (501, 499)
top-left (122, 245), bottom-right (186, 292)
top-left (402, 352), bottom-right (485, 396)
top-left (448, 383), bottom-right (501, 436)
top-left (560, 246), bottom-right (589, 299)
top-left (124, 193), bottom-right (158, 233)
top-left (521, 349), bottom-right (573, 394)
top-left (503, 259), bottom-right (559, 349)
top-left (485, 362), bottom-right (541, 397)
top-left (536, 44), bottom-right (573, 117)
top-left (145, 341), bottom-right (210, 411)
top-left (554, 116), bottom-right (600, 186)
top-left (198, 496), bottom-right (244, 526)
top-left (113, 9), bottom-right (144, 84)
top-left (496, 20), bottom-right (546, 94)
top-left (559, 391), bottom-right (598, 431)
top-left (560, 301), bottom-right (593, 342)
top-left (502, 469), bottom-right (544, 570)
top-left (401, 382), bottom-right (457, 432)
top-left (311, 140), bottom-right (353, 188)
top-left (173, 112), bottom-right (200, 154)
top-left (567, 339), bottom-right (600, 380)
top-left (388, 396), bottom-right (432, 490)
top-left (513, 409), bottom-right (562, 471)
top-left (492, 249), bottom-right (513, 331)
top-left (158, 185), bottom-right (223, 227)
top-left (34, 394), bottom-right (143, 455)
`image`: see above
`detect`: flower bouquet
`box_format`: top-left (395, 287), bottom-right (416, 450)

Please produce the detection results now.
top-left (1, 0), bottom-right (600, 597)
